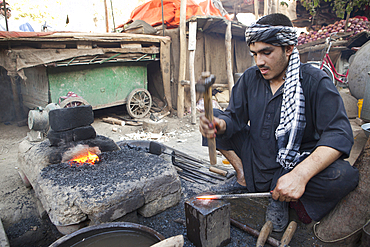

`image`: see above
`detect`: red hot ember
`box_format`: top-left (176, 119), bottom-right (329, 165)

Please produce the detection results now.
top-left (61, 144), bottom-right (101, 165)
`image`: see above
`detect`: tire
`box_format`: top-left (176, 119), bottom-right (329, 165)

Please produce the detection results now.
top-left (307, 61), bottom-right (336, 85)
top-left (126, 88), bottom-right (152, 118)
top-left (48, 125), bottom-right (96, 146)
top-left (49, 105), bottom-right (94, 131)
top-left (59, 97), bottom-right (90, 108)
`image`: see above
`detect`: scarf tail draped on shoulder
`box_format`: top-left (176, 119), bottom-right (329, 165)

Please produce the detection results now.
top-left (245, 23), bottom-right (310, 169)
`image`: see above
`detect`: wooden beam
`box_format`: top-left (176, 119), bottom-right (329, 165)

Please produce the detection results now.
top-left (225, 21), bottom-right (234, 99)
top-left (177, 0), bottom-right (187, 118)
top-left (104, 0), bottom-right (109, 32)
top-left (39, 43), bottom-right (66, 49)
top-left (77, 41), bottom-right (92, 49)
top-left (264, 0), bottom-right (268, 16)
top-left (160, 38), bottom-right (172, 110)
top-left (188, 21), bottom-right (197, 124)
top-left (254, 0), bottom-right (259, 19)
top-left (120, 43), bottom-right (142, 49)
top-left (102, 47), bottom-right (159, 54)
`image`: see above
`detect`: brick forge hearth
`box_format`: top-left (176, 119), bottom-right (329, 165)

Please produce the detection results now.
top-left (17, 106), bottom-right (181, 234)
top-left (18, 137), bottom-right (181, 234)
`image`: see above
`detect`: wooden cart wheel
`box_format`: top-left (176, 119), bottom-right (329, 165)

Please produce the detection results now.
top-left (59, 97), bottom-right (90, 108)
top-left (126, 88), bottom-right (152, 118)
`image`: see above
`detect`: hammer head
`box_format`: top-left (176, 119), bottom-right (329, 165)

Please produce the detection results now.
top-left (195, 73), bottom-right (216, 93)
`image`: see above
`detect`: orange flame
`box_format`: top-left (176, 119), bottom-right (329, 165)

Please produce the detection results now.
top-left (196, 195), bottom-right (219, 200)
top-left (69, 151), bottom-right (99, 165)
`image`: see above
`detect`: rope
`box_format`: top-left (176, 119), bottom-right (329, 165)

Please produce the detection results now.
top-left (313, 219), bottom-right (370, 243)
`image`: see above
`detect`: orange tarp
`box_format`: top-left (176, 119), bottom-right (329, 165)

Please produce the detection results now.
top-left (119, 0), bottom-right (231, 29)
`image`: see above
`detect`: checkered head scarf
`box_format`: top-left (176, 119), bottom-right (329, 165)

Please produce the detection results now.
top-left (246, 23), bottom-right (309, 170)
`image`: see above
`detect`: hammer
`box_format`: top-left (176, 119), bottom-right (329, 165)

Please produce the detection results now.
top-left (196, 72), bottom-right (217, 165)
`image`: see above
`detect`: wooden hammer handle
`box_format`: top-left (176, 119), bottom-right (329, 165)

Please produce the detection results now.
top-left (204, 85), bottom-right (217, 165)
top-left (279, 221), bottom-right (297, 247)
top-left (209, 166), bottom-right (227, 176)
top-left (256, 221), bottom-right (273, 247)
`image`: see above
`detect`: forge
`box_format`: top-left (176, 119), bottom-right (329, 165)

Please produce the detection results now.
top-left (17, 136), bottom-right (181, 234)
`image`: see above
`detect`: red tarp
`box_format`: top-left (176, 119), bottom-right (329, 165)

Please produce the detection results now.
top-left (119, 0), bottom-right (231, 29)
top-left (0, 31), bottom-right (55, 39)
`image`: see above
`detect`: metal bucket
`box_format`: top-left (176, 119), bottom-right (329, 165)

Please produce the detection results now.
top-left (361, 220), bottom-right (370, 247)
top-left (49, 222), bottom-right (165, 247)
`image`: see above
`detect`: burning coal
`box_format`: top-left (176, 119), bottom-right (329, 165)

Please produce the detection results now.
top-left (61, 144), bottom-right (101, 165)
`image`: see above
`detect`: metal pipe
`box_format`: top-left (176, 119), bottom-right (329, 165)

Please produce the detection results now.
top-left (100, 53), bottom-right (121, 64)
top-left (136, 54), bottom-right (148, 61)
top-left (161, 0), bottom-right (165, 36)
top-left (175, 166), bottom-right (217, 184)
top-left (174, 161), bottom-right (224, 181)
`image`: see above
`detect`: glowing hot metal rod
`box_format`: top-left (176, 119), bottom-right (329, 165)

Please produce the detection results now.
top-left (196, 192), bottom-right (272, 200)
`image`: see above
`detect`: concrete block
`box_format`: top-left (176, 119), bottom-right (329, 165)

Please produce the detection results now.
top-left (138, 189), bottom-right (181, 217)
top-left (0, 219), bottom-right (10, 247)
top-left (185, 193), bottom-right (231, 247)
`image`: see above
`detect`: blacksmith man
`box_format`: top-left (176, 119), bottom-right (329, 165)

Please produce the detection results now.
top-left (199, 13), bottom-right (359, 231)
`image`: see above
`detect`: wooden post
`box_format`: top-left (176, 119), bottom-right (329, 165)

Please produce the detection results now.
top-left (104, 0), bottom-right (109, 32)
top-left (177, 0), bottom-right (187, 118)
top-left (225, 21), bottom-right (234, 99)
top-left (160, 38), bottom-right (172, 110)
top-left (9, 74), bottom-right (22, 121)
top-left (254, 0), bottom-right (259, 19)
top-left (188, 21), bottom-right (197, 125)
top-left (264, 0), bottom-right (269, 16)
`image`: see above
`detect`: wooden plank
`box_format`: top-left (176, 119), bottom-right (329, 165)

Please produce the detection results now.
top-left (254, 0), bottom-right (259, 19)
top-left (120, 43), bottom-right (142, 49)
top-left (160, 38), bottom-right (172, 110)
top-left (177, 0), bottom-right (187, 118)
top-left (264, 0), bottom-right (268, 15)
top-left (28, 32), bottom-right (167, 42)
top-left (188, 21), bottom-right (197, 124)
top-left (225, 21), bottom-right (234, 98)
top-left (103, 47), bottom-right (159, 54)
top-left (0, 33), bottom-right (169, 45)
top-left (298, 45), bottom-right (347, 55)
top-left (77, 41), bottom-right (92, 49)
top-left (39, 42), bottom-right (66, 49)
top-left (21, 66), bottom-right (49, 109)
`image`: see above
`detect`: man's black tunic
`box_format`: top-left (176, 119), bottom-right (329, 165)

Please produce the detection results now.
top-left (213, 63), bottom-right (358, 220)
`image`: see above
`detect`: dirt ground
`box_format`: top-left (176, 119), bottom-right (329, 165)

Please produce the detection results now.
top-left (0, 107), bottom-right (202, 246)
top-left (0, 103), bottom-right (367, 246)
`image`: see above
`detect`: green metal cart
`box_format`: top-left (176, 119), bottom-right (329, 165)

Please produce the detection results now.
top-left (47, 61), bottom-right (152, 118)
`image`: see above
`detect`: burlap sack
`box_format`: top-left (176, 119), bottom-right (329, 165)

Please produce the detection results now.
top-left (314, 137), bottom-right (370, 246)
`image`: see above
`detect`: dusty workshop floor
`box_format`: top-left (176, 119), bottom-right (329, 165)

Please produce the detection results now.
top-left (0, 103), bottom-right (367, 247)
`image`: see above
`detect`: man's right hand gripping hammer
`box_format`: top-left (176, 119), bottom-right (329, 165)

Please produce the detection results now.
top-left (196, 72), bottom-right (217, 165)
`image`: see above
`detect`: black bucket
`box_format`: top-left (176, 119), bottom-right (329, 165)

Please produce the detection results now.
top-left (49, 222), bottom-right (165, 247)
top-left (361, 220), bottom-right (370, 247)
